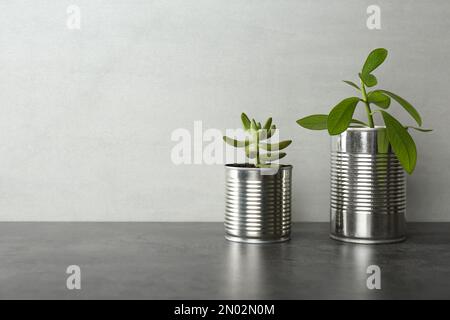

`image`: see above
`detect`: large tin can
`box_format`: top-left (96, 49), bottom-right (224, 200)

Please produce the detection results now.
top-left (330, 127), bottom-right (406, 244)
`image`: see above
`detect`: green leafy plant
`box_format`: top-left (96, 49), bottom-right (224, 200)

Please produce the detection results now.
top-left (296, 48), bottom-right (432, 174)
top-left (223, 113), bottom-right (292, 167)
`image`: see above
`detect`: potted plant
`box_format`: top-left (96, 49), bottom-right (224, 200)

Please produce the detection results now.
top-left (297, 48), bottom-right (431, 244)
top-left (223, 113), bottom-right (292, 243)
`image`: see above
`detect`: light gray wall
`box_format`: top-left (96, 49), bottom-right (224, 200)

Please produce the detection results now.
top-left (0, 0), bottom-right (449, 221)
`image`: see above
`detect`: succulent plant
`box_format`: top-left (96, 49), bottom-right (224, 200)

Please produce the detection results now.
top-left (223, 113), bottom-right (292, 167)
top-left (296, 48), bottom-right (432, 174)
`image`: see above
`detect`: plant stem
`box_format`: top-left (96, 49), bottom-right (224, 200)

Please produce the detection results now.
top-left (360, 81), bottom-right (375, 128)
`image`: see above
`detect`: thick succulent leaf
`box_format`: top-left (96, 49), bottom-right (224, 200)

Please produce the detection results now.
top-left (241, 113), bottom-right (251, 130)
top-left (327, 97), bottom-right (360, 135)
top-left (260, 152), bottom-right (287, 162)
top-left (377, 90), bottom-right (422, 126)
top-left (359, 72), bottom-right (378, 87)
top-left (223, 136), bottom-right (249, 148)
top-left (296, 114), bottom-right (328, 130)
top-left (261, 124), bottom-right (276, 140)
top-left (362, 48), bottom-right (388, 76)
top-left (260, 140), bottom-right (292, 151)
top-left (380, 110), bottom-right (417, 174)
top-left (245, 145), bottom-right (256, 159)
top-left (258, 129), bottom-right (268, 140)
top-left (250, 119), bottom-right (258, 131)
top-left (405, 126), bottom-right (433, 132)
top-left (368, 91), bottom-right (391, 109)
top-left (343, 80), bottom-right (360, 90)
top-left (263, 117), bottom-right (272, 130)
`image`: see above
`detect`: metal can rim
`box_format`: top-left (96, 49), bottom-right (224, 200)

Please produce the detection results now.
top-left (225, 164), bottom-right (293, 171)
top-left (346, 125), bottom-right (386, 132)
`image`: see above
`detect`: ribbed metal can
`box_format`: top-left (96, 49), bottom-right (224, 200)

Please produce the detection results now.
top-left (330, 127), bottom-right (406, 244)
top-left (225, 164), bottom-right (292, 243)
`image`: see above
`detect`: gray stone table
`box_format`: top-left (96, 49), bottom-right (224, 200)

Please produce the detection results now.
top-left (0, 222), bottom-right (449, 299)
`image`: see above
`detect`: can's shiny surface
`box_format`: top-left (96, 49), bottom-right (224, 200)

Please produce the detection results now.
top-left (225, 165), bottom-right (292, 243)
top-left (330, 127), bottom-right (406, 244)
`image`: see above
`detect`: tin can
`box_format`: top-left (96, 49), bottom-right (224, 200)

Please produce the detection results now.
top-left (225, 164), bottom-right (292, 243)
top-left (330, 127), bottom-right (406, 244)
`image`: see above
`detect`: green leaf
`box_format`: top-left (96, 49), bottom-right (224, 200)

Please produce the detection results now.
top-left (405, 126), bottom-right (433, 132)
top-left (350, 119), bottom-right (369, 127)
top-left (376, 127), bottom-right (390, 153)
top-left (297, 115), bottom-right (368, 130)
top-left (296, 114), bottom-right (328, 130)
top-left (261, 124), bottom-right (276, 140)
top-left (362, 48), bottom-right (388, 76)
top-left (263, 117), bottom-right (272, 130)
top-left (367, 91), bottom-right (391, 109)
top-left (343, 80), bottom-right (360, 90)
top-left (377, 90), bottom-right (422, 126)
top-left (327, 97), bottom-right (360, 135)
top-left (380, 110), bottom-right (417, 174)
top-left (257, 122), bottom-right (262, 130)
top-left (260, 152), bottom-right (287, 162)
top-left (260, 140), bottom-right (292, 151)
top-left (241, 113), bottom-right (251, 130)
top-left (223, 136), bottom-right (249, 148)
top-left (245, 146), bottom-right (256, 159)
top-left (250, 119), bottom-right (258, 131)
top-left (359, 72), bottom-right (377, 87)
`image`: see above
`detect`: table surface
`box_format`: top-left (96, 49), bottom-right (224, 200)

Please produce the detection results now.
top-left (0, 222), bottom-right (449, 299)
